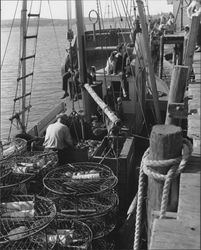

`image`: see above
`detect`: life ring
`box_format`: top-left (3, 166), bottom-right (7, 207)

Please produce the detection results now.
top-left (88, 10), bottom-right (99, 24)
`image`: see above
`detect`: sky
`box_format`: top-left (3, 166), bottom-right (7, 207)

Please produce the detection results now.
top-left (1, 0), bottom-right (173, 20)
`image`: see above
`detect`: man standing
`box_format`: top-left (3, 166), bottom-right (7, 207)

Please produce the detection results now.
top-left (43, 113), bottom-right (74, 165)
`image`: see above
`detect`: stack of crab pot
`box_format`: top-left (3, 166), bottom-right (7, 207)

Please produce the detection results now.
top-left (43, 162), bottom-right (119, 249)
top-left (0, 144), bottom-right (93, 249)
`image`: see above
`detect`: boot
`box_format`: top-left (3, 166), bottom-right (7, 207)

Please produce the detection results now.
top-left (61, 92), bottom-right (69, 99)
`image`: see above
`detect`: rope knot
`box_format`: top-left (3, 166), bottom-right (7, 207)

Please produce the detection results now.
top-left (142, 138), bottom-right (192, 219)
top-left (142, 138), bottom-right (192, 182)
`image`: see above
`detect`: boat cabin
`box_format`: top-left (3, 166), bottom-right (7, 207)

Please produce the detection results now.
top-left (95, 67), bottom-right (145, 134)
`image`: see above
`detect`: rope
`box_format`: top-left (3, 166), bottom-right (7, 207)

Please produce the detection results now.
top-left (1, 0), bottom-right (19, 70)
top-left (47, 0), bottom-right (62, 61)
top-left (133, 138), bottom-right (192, 250)
top-left (133, 158), bottom-right (145, 250)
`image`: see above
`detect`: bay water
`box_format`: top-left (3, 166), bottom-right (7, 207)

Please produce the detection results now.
top-left (1, 25), bottom-right (71, 139)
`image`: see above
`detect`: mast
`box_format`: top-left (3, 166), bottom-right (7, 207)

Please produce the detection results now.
top-left (136, 0), bottom-right (162, 124)
top-left (21, 0), bottom-right (27, 132)
top-left (75, 0), bottom-right (88, 117)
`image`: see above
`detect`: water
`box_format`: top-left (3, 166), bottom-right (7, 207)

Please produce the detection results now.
top-left (1, 26), bottom-right (70, 139)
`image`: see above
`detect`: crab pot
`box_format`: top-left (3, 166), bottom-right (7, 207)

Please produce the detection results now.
top-left (92, 136), bottom-right (135, 217)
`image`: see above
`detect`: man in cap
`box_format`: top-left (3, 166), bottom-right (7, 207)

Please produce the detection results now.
top-left (43, 113), bottom-right (74, 165)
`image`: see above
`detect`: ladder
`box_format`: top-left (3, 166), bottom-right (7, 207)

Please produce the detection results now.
top-left (9, 1), bottom-right (41, 136)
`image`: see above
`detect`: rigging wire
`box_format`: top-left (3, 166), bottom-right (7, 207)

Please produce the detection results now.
top-left (1, 0), bottom-right (19, 70)
top-left (8, 1), bottom-right (24, 139)
top-left (97, 0), bottom-right (112, 92)
top-left (47, 0), bottom-right (62, 61)
top-left (8, 0), bottom-right (42, 139)
top-left (121, 0), bottom-right (132, 29)
top-left (66, 0), bottom-right (72, 30)
top-left (26, 0), bottom-right (42, 130)
top-left (112, 0), bottom-right (150, 136)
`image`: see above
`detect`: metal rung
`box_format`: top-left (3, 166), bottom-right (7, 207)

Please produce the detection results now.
top-left (9, 105), bottom-right (32, 121)
top-left (24, 35), bottom-right (37, 39)
top-left (17, 72), bottom-right (33, 81)
top-left (28, 13), bottom-right (40, 17)
top-left (14, 92), bottom-right (31, 102)
top-left (20, 55), bottom-right (35, 61)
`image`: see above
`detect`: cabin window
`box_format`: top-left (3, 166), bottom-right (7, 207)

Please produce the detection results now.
top-left (111, 80), bottom-right (129, 100)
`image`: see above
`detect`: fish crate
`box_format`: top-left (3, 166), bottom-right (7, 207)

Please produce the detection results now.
top-left (71, 146), bottom-right (89, 162)
top-left (91, 136), bottom-right (135, 216)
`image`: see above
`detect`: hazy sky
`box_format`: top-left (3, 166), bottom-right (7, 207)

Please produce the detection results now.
top-left (1, 0), bottom-right (173, 20)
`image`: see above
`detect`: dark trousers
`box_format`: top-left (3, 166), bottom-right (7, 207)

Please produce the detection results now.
top-left (62, 72), bottom-right (71, 92)
top-left (197, 23), bottom-right (201, 46)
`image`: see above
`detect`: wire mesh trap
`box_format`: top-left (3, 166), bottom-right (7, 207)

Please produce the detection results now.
top-left (47, 191), bottom-right (118, 219)
top-left (46, 191), bottom-right (118, 240)
top-left (49, 217), bottom-right (93, 249)
top-left (92, 237), bottom-right (115, 250)
top-left (80, 212), bottom-right (117, 240)
top-left (0, 195), bottom-right (57, 245)
top-left (0, 173), bottom-right (34, 199)
top-left (0, 158), bottom-right (13, 181)
top-left (1, 138), bottom-right (27, 160)
top-left (12, 151), bottom-right (58, 177)
top-left (43, 162), bottom-right (118, 196)
top-left (2, 228), bottom-right (57, 249)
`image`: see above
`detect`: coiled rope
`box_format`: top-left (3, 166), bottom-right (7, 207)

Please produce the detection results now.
top-left (133, 138), bottom-right (192, 250)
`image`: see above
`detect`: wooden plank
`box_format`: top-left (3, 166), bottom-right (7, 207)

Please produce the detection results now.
top-left (191, 142), bottom-right (201, 156)
top-left (188, 115), bottom-right (200, 139)
top-left (28, 102), bottom-right (66, 136)
top-left (177, 173), bottom-right (200, 225)
top-left (150, 219), bottom-right (200, 249)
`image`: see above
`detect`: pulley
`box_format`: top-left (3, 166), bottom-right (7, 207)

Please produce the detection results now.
top-left (67, 29), bottom-right (74, 43)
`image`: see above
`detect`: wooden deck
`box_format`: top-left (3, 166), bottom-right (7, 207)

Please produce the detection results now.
top-left (149, 53), bottom-right (200, 249)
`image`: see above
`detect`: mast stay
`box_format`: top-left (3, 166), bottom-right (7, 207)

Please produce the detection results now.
top-left (8, 0), bottom-right (42, 139)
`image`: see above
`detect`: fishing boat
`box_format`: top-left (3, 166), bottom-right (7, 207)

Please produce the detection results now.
top-left (1, 0), bottom-right (200, 249)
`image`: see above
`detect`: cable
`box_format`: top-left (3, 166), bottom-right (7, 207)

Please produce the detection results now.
top-left (1, 0), bottom-right (19, 70)
top-left (47, 0), bottom-right (62, 61)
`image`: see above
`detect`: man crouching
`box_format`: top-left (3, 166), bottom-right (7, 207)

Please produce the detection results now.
top-left (43, 113), bottom-right (74, 165)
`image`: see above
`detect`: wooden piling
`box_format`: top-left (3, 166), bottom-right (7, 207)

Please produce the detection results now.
top-left (184, 12), bottom-right (201, 79)
top-left (147, 124), bottom-right (183, 247)
top-left (165, 65), bottom-right (188, 125)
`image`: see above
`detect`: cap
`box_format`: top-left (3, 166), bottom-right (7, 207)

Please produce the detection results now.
top-left (56, 113), bottom-right (68, 121)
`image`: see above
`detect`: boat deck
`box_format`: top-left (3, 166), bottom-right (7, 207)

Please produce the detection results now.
top-left (150, 52), bottom-right (201, 249)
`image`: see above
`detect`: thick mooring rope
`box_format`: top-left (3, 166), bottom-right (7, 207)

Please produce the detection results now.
top-left (133, 138), bottom-right (192, 250)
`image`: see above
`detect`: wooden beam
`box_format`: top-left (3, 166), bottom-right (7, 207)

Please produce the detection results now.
top-left (136, 0), bottom-right (162, 124)
top-left (84, 83), bottom-right (120, 127)
top-left (184, 13), bottom-right (201, 78)
top-left (150, 219), bottom-right (200, 249)
top-left (165, 65), bottom-right (188, 125)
